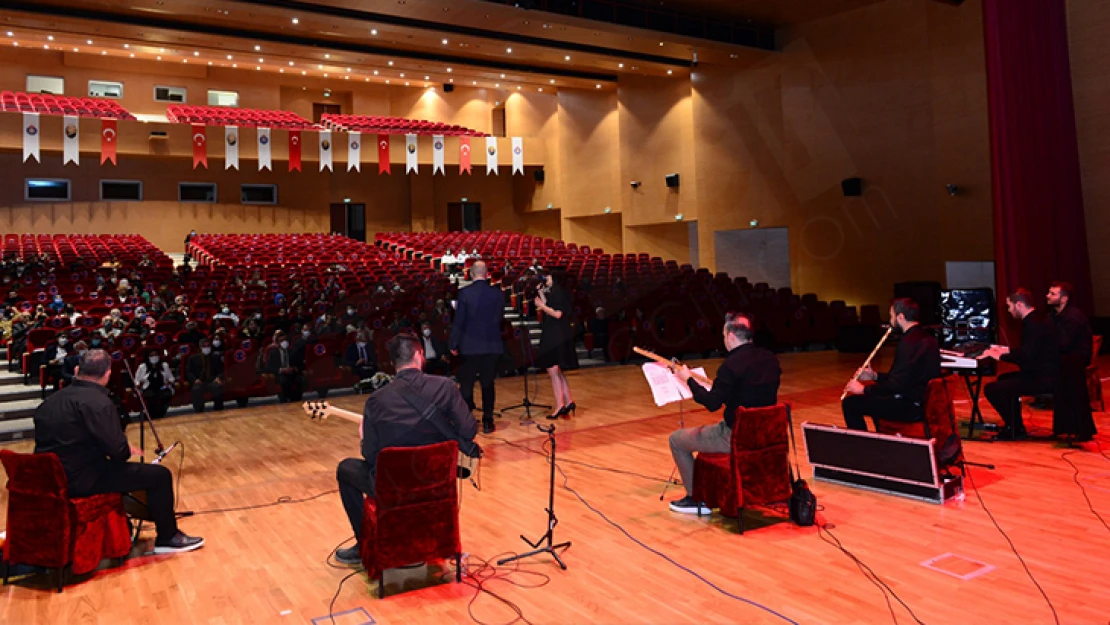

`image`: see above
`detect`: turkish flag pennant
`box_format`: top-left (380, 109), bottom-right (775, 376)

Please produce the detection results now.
top-left (288, 130), bottom-right (302, 172)
top-left (192, 124), bottom-right (208, 169)
top-left (100, 119), bottom-right (117, 165)
top-left (378, 134), bottom-right (391, 175)
top-left (459, 137), bottom-right (472, 175)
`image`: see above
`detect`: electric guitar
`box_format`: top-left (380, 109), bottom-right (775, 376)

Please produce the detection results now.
top-left (301, 400), bottom-right (478, 480)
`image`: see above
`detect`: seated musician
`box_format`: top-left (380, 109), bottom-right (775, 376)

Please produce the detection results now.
top-left (33, 349), bottom-right (204, 554)
top-left (1047, 281), bottom-right (1096, 441)
top-left (841, 298), bottom-right (941, 432)
top-left (668, 312), bottom-right (781, 515)
top-left (982, 288), bottom-right (1060, 440)
top-left (334, 333), bottom-right (479, 565)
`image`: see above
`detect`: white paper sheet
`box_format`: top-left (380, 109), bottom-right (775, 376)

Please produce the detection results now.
top-left (641, 362), bottom-right (710, 406)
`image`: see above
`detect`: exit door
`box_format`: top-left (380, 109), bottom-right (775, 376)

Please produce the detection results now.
top-left (447, 203), bottom-right (481, 232)
top-left (330, 203), bottom-right (366, 242)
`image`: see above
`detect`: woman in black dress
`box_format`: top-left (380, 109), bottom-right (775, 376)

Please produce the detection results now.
top-left (534, 270), bottom-right (578, 419)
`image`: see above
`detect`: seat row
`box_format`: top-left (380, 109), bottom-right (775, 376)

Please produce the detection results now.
top-left (166, 105), bottom-right (316, 130)
top-left (0, 91), bottom-right (135, 119)
top-left (320, 114), bottom-right (485, 136)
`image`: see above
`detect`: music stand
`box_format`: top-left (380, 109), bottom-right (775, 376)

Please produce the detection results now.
top-left (500, 313), bottom-right (550, 424)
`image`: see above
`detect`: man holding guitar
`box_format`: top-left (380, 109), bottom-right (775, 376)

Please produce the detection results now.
top-left (332, 333), bottom-right (479, 566)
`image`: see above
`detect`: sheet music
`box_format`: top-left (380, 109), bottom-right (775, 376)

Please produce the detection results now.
top-left (641, 362), bottom-right (710, 406)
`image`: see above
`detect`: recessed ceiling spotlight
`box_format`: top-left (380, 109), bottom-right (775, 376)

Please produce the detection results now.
top-left (449, 78), bottom-right (454, 83)
top-left (47, 35), bottom-right (54, 41)
top-left (658, 41), bottom-right (664, 46)
top-left (157, 56), bottom-right (163, 60)
top-left (400, 72), bottom-right (405, 77)
top-left (388, 60), bottom-right (394, 66)
top-left (424, 75), bottom-right (429, 80)
top-left (323, 73), bottom-right (328, 77)
top-left (618, 63), bottom-right (624, 68)
top-left (130, 53), bottom-right (135, 57)
top-left (12, 42), bottom-right (18, 47)
top-left (259, 58), bottom-right (264, 63)
top-left (370, 29), bottom-right (378, 35)
top-left (227, 54), bottom-right (233, 60)
top-left (346, 67), bottom-right (351, 72)
top-left (301, 70), bottom-right (306, 75)
top-left (232, 63), bottom-right (237, 67)
top-left (344, 75), bottom-right (348, 79)
top-left (86, 39), bottom-right (93, 45)
top-left (183, 58), bottom-right (188, 63)
top-left (538, 87), bottom-right (543, 92)
top-left (365, 77), bottom-right (369, 81)
top-left (405, 82), bottom-right (409, 86)
top-left (101, 50), bottom-right (106, 55)
top-left (495, 83), bottom-right (500, 88)
top-left (500, 74), bottom-right (505, 78)
top-left (317, 64), bottom-right (323, 69)
top-left (123, 43), bottom-right (130, 48)
top-left (324, 53), bottom-right (330, 59)
top-left (159, 48), bottom-right (165, 53)
top-left (441, 38), bottom-right (448, 45)
top-left (472, 81), bottom-right (477, 85)
top-left (194, 51), bottom-right (199, 56)
top-left (506, 47), bottom-right (512, 53)
top-left (564, 55), bottom-right (570, 61)
top-left (208, 61), bottom-right (212, 65)
top-left (446, 67), bottom-right (452, 73)
top-left (291, 17), bottom-right (299, 24)
top-left (254, 45), bottom-right (261, 51)
top-left (5, 32), bottom-right (12, 37)
top-left (550, 79), bottom-right (555, 84)
top-left (256, 66), bottom-right (261, 71)
top-left (596, 83), bottom-right (601, 88)
top-left (667, 69), bottom-right (673, 75)
top-left (373, 70), bottom-right (379, 75)
top-left (517, 85), bottom-right (521, 90)
top-left (386, 80), bottom-right (390, 84)
top-left (72, 47), bottom-right (78, 52)
top-left (43, 44), bottom-right (49, 49)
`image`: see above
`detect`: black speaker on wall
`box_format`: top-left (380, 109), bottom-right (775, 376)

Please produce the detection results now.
top-left (443, 83), bottom-right (454, 93)
top-left (841, 177), bottom-right (863, 197)
top-left (665, 173), bottom-right (680, 188)
top-left (534, 169), bottom-right (545, 183)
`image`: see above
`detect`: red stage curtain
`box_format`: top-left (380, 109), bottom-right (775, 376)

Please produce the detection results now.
top-left (983, 0), bottom-right (1093, 335)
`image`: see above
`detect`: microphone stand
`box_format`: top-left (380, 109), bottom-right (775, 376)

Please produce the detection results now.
top-left (498, 424), bottom-right (570, 569)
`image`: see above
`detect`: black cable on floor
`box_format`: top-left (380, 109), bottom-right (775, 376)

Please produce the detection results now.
top-left (447, 552), bottom-right (552, 625)
top-left (494, 436), bottom-right (672, 483)
top-left (965, 468), bottom-right (1060, 625)
top-left (817, 522), bottom-right (924, 625)
top-left (188, 489), bottom-right (339, 515)
top-left (1060, 451), bottom-right (1110, 534)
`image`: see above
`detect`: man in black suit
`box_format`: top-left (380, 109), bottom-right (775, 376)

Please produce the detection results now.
top-left (60, 340), bottom-right (87, 386)
top-left (265, 330), bottom-right (303, 402)
top-left (333, 334), bottom-right (478, 565)
top-left (842, 298), bottom-right (942, 432)
top-left (343, 330), bottom-right (378, 381)
top-left (983, 288), bottom-right (1061, 440)
top-left (185, 338), bottom-right (224, 413)
top-left (450, 261), bottom-right (505, 434)
top-left (1046, 281), bottom-right (1096, 441)
top-left (420, 322), bottom-right (451, 376)
top-left (42, 334), bottom-right (74, 391)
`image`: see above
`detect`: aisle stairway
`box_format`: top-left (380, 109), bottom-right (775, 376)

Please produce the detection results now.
top-left (0, 346), bottom-right (40, 443)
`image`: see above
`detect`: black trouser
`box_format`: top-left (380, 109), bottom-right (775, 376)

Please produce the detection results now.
top-left (841, 394), bottom-right (922, 431)
top-left (458, 353), bottom-right (498, 423)
top-left (336, 458), bottom-right (375, 540)
top-left (143, 388), bottom-right (172, 419)
top-left (70, 462), bottom-right (178, 543)
top-left (276, 373), bottom-right (303, 402)
top-left (424, 358), bottom-right (451, 377)
top-left (1054, 363), bottom-right (1096, 439)
top-left (984, 372), bottom-right (1054, 429)
top-left (190, 381), bottom-right (223, 413)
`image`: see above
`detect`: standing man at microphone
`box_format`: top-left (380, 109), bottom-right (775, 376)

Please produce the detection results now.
top-left (33, 349), bottom-right (204, 554)
top-left (450, 261), bottom-right (504, 434)
top-left (841, 298), bottom-right (941, 431)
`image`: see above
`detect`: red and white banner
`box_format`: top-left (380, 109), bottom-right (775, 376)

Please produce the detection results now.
top-left (432, 134), bottom-right (445, 176)
top-left (192, 124), bottom-right (208, 169)
top-left (257, 127), bottom-right (272, 171)
top-left (459, 137), bottom-right (472, 175)
top-left (378, 134), bottom-right (391, 175)
top-left (23, 113), bottom-right (40, 163)
top-left (288, 130), bottom-right (302, 172)
top-left (486, 136), bottom-right (499, 176)
top-left (100, 119), bottom-right (117, 166)
top-left (63, 116), bottom-right (80, 166)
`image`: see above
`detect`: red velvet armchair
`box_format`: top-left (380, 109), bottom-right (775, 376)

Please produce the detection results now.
top-left (691, 404), bottom-right (792, 533)
top-left (1088, 335), bottom-right (1103, 412)
top-left (1, 450), bottom-right (132, 592)
top-left (359, 441), bottom-right (462, 597)
top-left (876, 377), bottom-right (963, 467)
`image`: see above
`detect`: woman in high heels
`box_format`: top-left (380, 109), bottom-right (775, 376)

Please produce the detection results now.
top-left (534, 269), bottom-right (579, 419)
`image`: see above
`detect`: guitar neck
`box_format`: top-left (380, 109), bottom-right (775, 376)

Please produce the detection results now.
top-left (633, 347), bottom-right (714, 388)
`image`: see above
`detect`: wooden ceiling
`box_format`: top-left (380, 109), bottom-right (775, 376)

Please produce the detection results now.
top-left (0, 0), bottom-right (888, 94)
top-left (623, 0), bottom-right (890, 26)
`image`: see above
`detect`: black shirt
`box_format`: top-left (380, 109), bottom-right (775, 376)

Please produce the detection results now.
top-left (687, 343), bottom-right (781, 428)
top-left (1050, 304), bottom-right (1093, 368)
top-left (866, 324), bottom-right (941, 405)
top-left (1002, 309), bottom-right (1060, 379)
top-left (361, 368), bottom-right (478, 480)
top-left (33, 379), bottom-right (131, 494)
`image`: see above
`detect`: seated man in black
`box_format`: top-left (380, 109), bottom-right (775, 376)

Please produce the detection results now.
top-left (842, 298), bottom-right (941, 432)
top-left (1047, 281), bottom-right (1096, 441)
top-left (33, 349), bottom-right (203, 554)
top-left (983, 288), bottom-right (1060, 440)
top-left (419, 322), bottom-right (451, 376)
top-left (60, 340), bottom-right (87, 386)
top-left (343, 330), bottom-right (378, 381)
top-left (42, 333), bottom-right (75, 391)
top-left (668, 312), bottom-right (781, 515)
top-left (185, 338), bottom-right (224, 414)
top-left (265, 330), bottom-right (303, 403)
top-left (334, 333), bottom-right (478, 565)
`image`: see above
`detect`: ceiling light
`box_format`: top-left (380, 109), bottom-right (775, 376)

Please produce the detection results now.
top-left (373, 70), bottom-right (379, 75)
top-left (371, 29), bottom-right (378, 35)
top-left (472, 81), bottom-right (477, 85)
top-left (43, 44), bottom-right (49, 49)
top-left (101, 50), bottom-right (106, 55)
top-left (386, 80), bottom-right (390, 84)
top-left (596, 84), bottom-right (601, 88)
top-left (256, 66), bottom-right (261, 71)
top-left (183, 59), bottom-right (188, 63)
top-left (208, 61), bottom-right (212, 65)
top-left (346, 67), bottom-right (351, 72)
top-left (446, 67), bottom-right (452, 73)
top-left (517, 86), bottom-right (521, 90)
top-left (5, 32), bottom-right (11, 37)
top-left (254, 45), bottom-right (261, 51)
top-left (157, 56), bottom-right (163, 60)
top-left (47, 35), bottom-right (54, 41)
top-left (72, 47), bottom-right (78, 52)
top-left (495, 83), bottom-right (499, 88)
top-left (259, 58), bottom-right (264, 63)
top-left (365, 77), bottom-right (369, 81)
top-left (388, 60), bottom-right (394, 66)
top-left (86, 39), bottom-right (93, 45)
top-left (667, 69), bottom-right (673, 75)
top-left (344, 75), bottom-right (348, 79)
top-left (227, 54), bottom-right (233, 60)
top-left (324, 53), bottom-right (330, 59)
top-left (292, 17), bottom-right (299, 24)
top-left (301, 70), bottom-right (306, 75)
top-left (550, 79), bottom-right (555, 84)
top-left (565, 55), bottom-right (570, 61)
top-left (538, 87), bottom-right (543, 92)
top-left (232, 63), bottom-right (237, 67)
top-left (399, 72), bottom-right (405, 77)
top-left (130, 53), bottom-right (135, 57)
top-left (500, 74), bottom-right (505, 78)
top-left (729, 54), bottom-right (739, 59)
top-left (12, 42), bottom-right (18, 47)
top-left (194, 51), bottom-right (199, 56)
top-left (618, 63), bottom-right (624, 68)
top-left (441, 38), bottom-right (448, 45)
top-left (405, 82), bottom-right (409, 86)
top-left (323, 73), bottom-right (328, 77)
top-left (124, 44), bottom-right (130, 48)
top-left (506, 47), bottom-right (512, 53)
top-left (658, 42), bottom-right (664, 46)
top-left (449, 78), bottom-right (454, 83)
top-left (424, 75), bottom-right (429, 80)
top-left (317, 64), bottom-right (323, 69)
top-left (159, 48), bottom-right (165, 53)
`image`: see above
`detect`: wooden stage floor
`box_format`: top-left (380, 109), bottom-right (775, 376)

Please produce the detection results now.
top-left (2, 348), bottom-right (1109, 624)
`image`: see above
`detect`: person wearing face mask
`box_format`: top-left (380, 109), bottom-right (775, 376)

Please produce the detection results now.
top-left (213, 305), bottom-right (239, 328)
top-left (265, 330), bottom-right (303, 403)
top-left (210, 332), bottom-right (227, 360)
top-left (47, 294), bottom-right (65, 314)
top-left (340, 305), bottom-right (360, 329)
top-left (42, 333), bottom-right (75, 391)
top-left (178, 321), bottom-right (207, 347)
top-left (4, 289), bottom-right (20, 308)
top-left (344, 330), bottom-right (378, 382)
top-left (420, 323), bottom-right (451, 376)
top-left (290, 324), bottom-right (313, 375)
top-left (186, 339), bottom-right (224, 414)
top-left (60, 340), bottom-right (88, 386)
top-left (135, 349), bottom-right (176, 419)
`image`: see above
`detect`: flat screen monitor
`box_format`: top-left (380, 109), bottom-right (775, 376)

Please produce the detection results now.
top-left (940, 288), bottom-right (995, 348)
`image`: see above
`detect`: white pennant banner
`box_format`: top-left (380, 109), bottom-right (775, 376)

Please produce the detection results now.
top-left (406, 134), bottom-right (419, 174)
top-left (225, 126), bottom-right (240, 170)
top-left (63, 116), bottom-right (80, 166)
top-left (348, 131), bottom-right (361, 172)
top-left (23, 112), bottom-right (40, 163)
top-left (319, 130), bottom-right (333, 172)
top-left (257, 127), bottom-right (272, 171)
top-left (486, 136), bottom-right (499, 175)
top-left (511, 137), bottom-right (524, 175)
top-left (432, 134), bottom-right (445, 176)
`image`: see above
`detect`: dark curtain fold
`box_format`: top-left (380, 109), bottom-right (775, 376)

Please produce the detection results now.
top-left (982, 0), bottom-right (1093, 341)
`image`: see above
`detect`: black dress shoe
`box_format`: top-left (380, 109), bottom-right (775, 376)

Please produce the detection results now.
top-left (482, 421), bottom-right (495, 434)
top-left (996, 425), bottom-right (1028, 441)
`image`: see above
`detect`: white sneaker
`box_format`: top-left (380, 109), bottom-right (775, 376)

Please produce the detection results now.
top-left (668, 497), bottom-right (711, 515)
